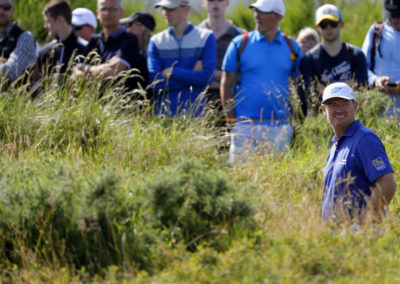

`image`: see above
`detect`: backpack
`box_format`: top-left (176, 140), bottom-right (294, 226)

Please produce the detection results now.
top-left (0, 23), bottom-right (25, 59)
top-left (236, 31), bottom-right (298, 76)
top-left (370, 21), bottom-right (384, 71)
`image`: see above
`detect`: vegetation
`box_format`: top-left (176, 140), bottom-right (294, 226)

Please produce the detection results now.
top-left (2, 0), bottom-right (399, 282)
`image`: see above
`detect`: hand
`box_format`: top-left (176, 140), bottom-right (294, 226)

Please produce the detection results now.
top-left (374, 76), bottom-right (397, 94)
top-left (193, 60), bottom-right (203, 71)
top-left (161, 67), bottom-right (173, 78)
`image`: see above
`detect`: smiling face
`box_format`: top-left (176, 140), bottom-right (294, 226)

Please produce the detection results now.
top-left (322, 98), bottom-right (358, 138)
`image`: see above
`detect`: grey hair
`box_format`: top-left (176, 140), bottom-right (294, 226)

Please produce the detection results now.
top-left (97, 0), bottom-right (122, 9)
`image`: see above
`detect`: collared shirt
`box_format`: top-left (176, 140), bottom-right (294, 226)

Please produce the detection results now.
top-left (38, 31), bottom-right (86, 75)
top-left (322, 120), bottom-right (394, 222)
top-left (147, 22), bottom-right (217, 117)
top-left (222, 29), bottom-right (302, 122)
top-left (85, 27), bottom-right (147, 91)
top-left (0, 22), bottom-right (36, 80)
top-left (362, 21), bottom-right (400, 88)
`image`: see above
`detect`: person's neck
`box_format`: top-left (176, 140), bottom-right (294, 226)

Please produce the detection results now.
top-left (206, 16), bottom-right (230, 38)
top-left (58, 25), bottom-right (74, 41)
top-left (262, 29), bottom-right (278, 42)
top-left (0, 22), bottom-right (12, 34)
top-left (103, 25), bottom-right (120, 40)
top-left (172, 21), bottom-right (189, 39)
top-left (322, 39), bottom-right (343, 57)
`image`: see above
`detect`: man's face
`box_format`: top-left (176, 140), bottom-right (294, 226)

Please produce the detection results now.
top-left (97, 0), bottom-right (123, 29)
top-left (125, 21), bottom-right (145, 37)
top-left (317, 20), bottom-right (342, 43)
top-left (74, 24), bottom-right (95, 42)
top-left (43, 14), bottom-right (61, 37)
top-left (253, 9), bottom-right (282, 36)
top-left (162, 6), bottom-right (189, 28)
top-left (0, 0), bottom-right (14, 29)
top-left (203, 0), bottom-right (229, 18)
top-left (322, 98), bottom-right (357, 133)
top-left (389, 17), bottom-right (400, 31)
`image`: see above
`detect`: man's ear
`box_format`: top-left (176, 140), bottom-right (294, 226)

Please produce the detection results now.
top-left (321, 104), bottom-right (327, 116)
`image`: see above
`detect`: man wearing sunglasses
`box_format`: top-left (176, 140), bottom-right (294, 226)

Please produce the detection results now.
top-left (0, 0), bottom-right (36, 81)
top-left (299, 4), bottom-right (368, 112)
top-left (72, 7), bottom-right (97, 43)
top-left (362, 0), bottom-right (400, 120)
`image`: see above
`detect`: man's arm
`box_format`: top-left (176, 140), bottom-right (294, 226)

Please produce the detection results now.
top-left (220, 70), bottom-right (236, 121)
top-left (367, 173), bottom-right (397, 223)
top-left (0, 31), bottom-right (36, 80)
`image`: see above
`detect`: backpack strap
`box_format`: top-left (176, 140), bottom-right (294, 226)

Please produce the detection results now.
top-left (371, 21), bottom-right (384, 71)
top-left (236, 31), bottom-right (249, 75)
top-left (282, 33), bottom-right (298, 73)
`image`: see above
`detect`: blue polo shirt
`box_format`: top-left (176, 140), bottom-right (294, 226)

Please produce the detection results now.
top-left (222, 29), bottom-right (302, 122)
top-left (322, 120), bottom-right (394, 221)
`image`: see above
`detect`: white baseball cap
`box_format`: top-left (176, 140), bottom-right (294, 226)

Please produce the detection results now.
top-left (322, 82), bottom-right (356, 104)
top-left (154, 0), bottom-right (190, 9)
top-left (315, 4), bottom-right (343, 25)
top-left (72, 8), bottom-right (97, 30)
top-left (249, 0), bottom-right (285, 16)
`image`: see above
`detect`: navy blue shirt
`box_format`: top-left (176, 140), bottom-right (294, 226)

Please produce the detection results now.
top-left (85, 27), bottom-right (149, 92)
top-left (300, 42), bottom-right (368, 105)
top-left (38, 31), bottom-right (85, 75)
top-left (322, 120), bottom-right (393, 222)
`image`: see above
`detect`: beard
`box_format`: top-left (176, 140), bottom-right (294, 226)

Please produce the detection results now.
top-left (0, 15), bottom-right (12, 29)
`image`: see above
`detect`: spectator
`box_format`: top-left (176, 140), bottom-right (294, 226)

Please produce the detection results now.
top-left (299, 4), bottom-right (368, 110)
top-left (296, 27), bottom-right (319, 54)
top-left (321, 82), bottom-right (396, 225)
top-left (120, 12), bottom-right (155, 55)
top-left (0, 0), bottom-right (36, 81)
top-left (34, 0), bottom-right (86, 80)
top-left (148, 0), bottom-right (217, 117)
top-left (72, 7), bottom-right (97, 43)
top-left (220, 0), bottom-right (303, 162)
top-left (73, 0), bottom-right (148, 95)
top-left (198, 0), bottom-right (244, 124)
top-left (362, 0), bottom-right (400, 120)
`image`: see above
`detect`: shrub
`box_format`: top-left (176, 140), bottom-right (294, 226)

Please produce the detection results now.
top-left (145, 156), bottom-right (256, 250)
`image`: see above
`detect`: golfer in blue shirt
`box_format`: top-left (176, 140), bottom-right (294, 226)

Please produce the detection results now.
top-left (321, 82), bottom-right (396, 225)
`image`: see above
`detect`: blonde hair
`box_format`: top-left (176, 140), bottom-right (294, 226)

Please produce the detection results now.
top-left (296, 27), bottom-right (320, 44)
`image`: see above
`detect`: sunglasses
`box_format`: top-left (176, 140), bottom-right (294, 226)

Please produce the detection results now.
top-left (319, 21), bottom-right (339, 29)
top-left (0, 3), bottom-right (12, 11)
top-left (74, 24), bottom-right (90, 31)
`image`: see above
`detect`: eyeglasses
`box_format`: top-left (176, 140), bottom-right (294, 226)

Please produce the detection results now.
top-left (0, 3), bottom-right (12, 11)
top-left (319, 21), bottom-right (340, 29)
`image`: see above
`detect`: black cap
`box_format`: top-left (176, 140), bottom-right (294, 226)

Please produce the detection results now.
top-left (383, 0), bottom-right (400, 19)
top-left (120, 12), bottom-right (156, 32)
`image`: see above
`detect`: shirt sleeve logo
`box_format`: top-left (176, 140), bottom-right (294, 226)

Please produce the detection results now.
top-left (372, 156), bottom-right (386, 171)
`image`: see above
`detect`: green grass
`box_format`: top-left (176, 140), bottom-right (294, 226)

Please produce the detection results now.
top-left (0, 61), bottom-right (399, 283)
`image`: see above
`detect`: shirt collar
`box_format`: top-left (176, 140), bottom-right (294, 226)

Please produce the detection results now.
top-left (168, 22), bottom-right (194, 37)
top-left (0, 22), bottom-right (16, 39)
top-left (254, 28), bottom-right (284, 43)
top-left (331, 119), bottom-right (361, 143)
top-left (101, 26), bottom-right (125, 40)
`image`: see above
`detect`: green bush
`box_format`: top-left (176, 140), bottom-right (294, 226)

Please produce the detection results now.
top-left (146, 156), bottom-right (256, 250)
